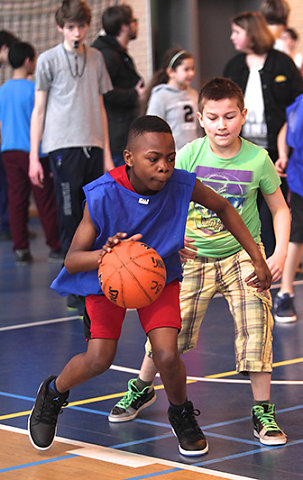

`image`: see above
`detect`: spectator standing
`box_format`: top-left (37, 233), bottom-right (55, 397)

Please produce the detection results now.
top-left (281, 28), bottom-right (303, 74)
top-left (91, 4), bottom-right (145, 167)
top-left (0, 42), bottom-right (62, 264)
top-left (29, 0), bottom-right (114, 312)
top-left (260, 0), bottom-right (290, 52)
top-left (223, 11), bottom-right (303, 257)
top-left (0, 30), bottom-right (19, 241)
top-left (274, 94), bottom-right (303, 322)
top-left (145, 47), bottom-right (201, 150)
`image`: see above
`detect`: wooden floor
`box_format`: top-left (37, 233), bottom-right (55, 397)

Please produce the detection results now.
top-left (1, 217), bottom-right (303, 480)
top-left (1, 427), bottom-right (254, 480)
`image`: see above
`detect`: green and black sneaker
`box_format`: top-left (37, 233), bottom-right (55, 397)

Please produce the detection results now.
top-left (108, 378), bottom-right (156, 422)
top-left (252, 403), bottom-right (287, 446)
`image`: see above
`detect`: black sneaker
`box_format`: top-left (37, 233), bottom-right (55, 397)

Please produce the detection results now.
top-left (168, 400), bottom-right (208, 456)
top-left (108, 378), bottom-right (156, 422)
top-left (48, 249), bottom-right (65, 264)
top-left (28, 376), bottom-right (69, 450)
top-left (67, 294), bottom-right (85, 316)
top-left (252, 403), bottom-right (287, 445)
top-left (273, 293), bottom-right (297, 323)
top-left (15, 249), bottom-right (33, 265)
top-left (0, 231), bottom-right (11, 241)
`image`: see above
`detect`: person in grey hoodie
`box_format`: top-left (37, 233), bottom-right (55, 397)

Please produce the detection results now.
top-left (145, 47), bottom-right (202, 150)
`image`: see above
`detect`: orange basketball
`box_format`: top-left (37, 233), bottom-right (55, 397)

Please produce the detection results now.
top-left (98, 240), bottom-right (167, 308)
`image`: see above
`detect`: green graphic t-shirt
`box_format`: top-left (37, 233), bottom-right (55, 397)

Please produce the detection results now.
top-left (175, 136), bottom-right (280, 258)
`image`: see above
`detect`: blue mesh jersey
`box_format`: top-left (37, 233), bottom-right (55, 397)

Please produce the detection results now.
top-left (286, 93), bottom-right (303, 196)
top-left (51, 168), bottom-right (196, 296)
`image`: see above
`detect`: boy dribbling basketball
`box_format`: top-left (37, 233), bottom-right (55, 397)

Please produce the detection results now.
top-left (110, 78), bottom-right (290, 447)
top-left (28, 115), bottom-right (272, 456)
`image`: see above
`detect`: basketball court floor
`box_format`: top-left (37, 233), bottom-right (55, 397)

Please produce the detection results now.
top-left (1, 217), bottom-right (303, 480)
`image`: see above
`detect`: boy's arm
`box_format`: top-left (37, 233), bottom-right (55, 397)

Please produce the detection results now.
top-left (64, 204), bottom-right (100, 274)
top-left (99, 95), bottom-right (114, 172)
top-left (191, 179), bottom-right (272, 291)
top-left (29, 90), bottom-right (48, 187)
top-left (275, 123), bottom-right (289, 177)
top-left (65, 204), bottom-right (142, 274)
top-left (262, 187), bottom-right (291, 281)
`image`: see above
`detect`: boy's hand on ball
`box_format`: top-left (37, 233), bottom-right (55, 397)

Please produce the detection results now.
top-left (99, 232), bottom-right (142, 263)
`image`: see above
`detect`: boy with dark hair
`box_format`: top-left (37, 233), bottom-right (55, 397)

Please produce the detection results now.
top-left (29, 114), bottom-right (272, 456)
top-left (91, 4), bottom-right (145, 167)
top-left (0, 41), bottom-right (61, 264)
top-left (29, 0), bottom-right (113, 257)
top-left (29, 0), bottom-right (114, 311)
top-left (0, 30), bottom-right (19, 241)
top-left (109, 78), bottom-right (291, 447)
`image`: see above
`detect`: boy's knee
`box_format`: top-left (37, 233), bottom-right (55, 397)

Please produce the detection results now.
top-left (152, 347), bottom-right (179, 371)
top-left (85, 350), bottom-right (113, 375)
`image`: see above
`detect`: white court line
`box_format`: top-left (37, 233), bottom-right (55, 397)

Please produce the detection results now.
top-left (0, 316), bottom-right (79, 331)
top-left (109, 365), bottom-right (303, 385)
top-left (1, 318), bottom-right (302, 385)
top-left (2, 277), bottom-right (303, 333)
top-left (0, 424), bottom-right (257, 480)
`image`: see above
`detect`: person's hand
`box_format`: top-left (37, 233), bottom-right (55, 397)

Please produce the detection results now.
top-left (98, 232), bottom-right (142, 263)
top-left (275, 155), bottom-right (288, 177)
top-left (266, 251), bottom-right (287, 282)
top-left (135, 79), bottom-right (146, 102)
top-left (179, 237), bottom-right (197, 263)
top-left (29, 153), bottom-right (44, 187)
top-left (245, 258), bottom-right (272, 292)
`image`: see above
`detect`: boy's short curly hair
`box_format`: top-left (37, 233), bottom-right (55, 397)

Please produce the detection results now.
top-left (55, 0), bottom-right (91, 28)
top-left (198, 77), bottom-right (245, 112)
top-left (127, 115), bottom-right (172, 147)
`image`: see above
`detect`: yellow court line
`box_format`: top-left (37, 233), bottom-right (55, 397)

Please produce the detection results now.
top-left (0, 381), bottom-right (196, 421)
top-left (206, 356), bottom-right (303, 379)
top-left (0, 360), bottom-right (302, 421)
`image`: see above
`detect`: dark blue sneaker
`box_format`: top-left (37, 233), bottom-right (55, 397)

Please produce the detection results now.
top-left (28, 376), bottom-right (69, 450)
top-left (168, 400), bottom-right (208, 456)
top-left (273, 293), bottom-right (297, 323)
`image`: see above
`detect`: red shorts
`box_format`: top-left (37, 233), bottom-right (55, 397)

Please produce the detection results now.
top-left (85, 279), bottom-right (181, 340)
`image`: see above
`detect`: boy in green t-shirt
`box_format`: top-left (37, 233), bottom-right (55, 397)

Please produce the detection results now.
top-left (108, 77), bottom-right (290, 448)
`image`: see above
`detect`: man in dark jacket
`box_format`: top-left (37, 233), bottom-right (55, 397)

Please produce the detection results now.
top-left (92, 4), bottom-right (145, 166)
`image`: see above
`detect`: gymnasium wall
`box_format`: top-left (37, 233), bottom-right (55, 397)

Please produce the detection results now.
top-left (1, 0), bottom-right (302, 89)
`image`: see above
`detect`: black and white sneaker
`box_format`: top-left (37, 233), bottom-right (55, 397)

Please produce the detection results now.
top-left (28, 376), bottom-right (69, 450)
top-left (108, 378), bottom-right (156, 422)
top-left (252, 403), bottom-right (287, 445)
top-left (168, 400), bottom-right (208, 456)
top-left (273, 293), bottom-right (297, 323)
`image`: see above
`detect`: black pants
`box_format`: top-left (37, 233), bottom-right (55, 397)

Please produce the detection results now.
top-left (49, 147), bottom-right (104, 255)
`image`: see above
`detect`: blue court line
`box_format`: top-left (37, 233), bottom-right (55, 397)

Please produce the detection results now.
top-left (123, 469), bottom-right (181, 479)
top-left (0, 391), bottom-right (34, 402)
top-left (119, 439), bottom-right (303, 480)
top-left (0, 454), bottom-right (77, 473)
top-left (1, 390), bottom-right (303, 431)
top-left (1, 440), bottom-right (302, 477)
top-left (193, 438), bottom-right (303, 467)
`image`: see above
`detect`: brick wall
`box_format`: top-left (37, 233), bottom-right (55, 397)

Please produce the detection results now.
top-left (126, 0), bottom-right (152, 84)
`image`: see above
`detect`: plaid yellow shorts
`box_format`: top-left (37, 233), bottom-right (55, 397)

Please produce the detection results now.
top-left (146, 246), bottom-right (273, 374)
